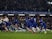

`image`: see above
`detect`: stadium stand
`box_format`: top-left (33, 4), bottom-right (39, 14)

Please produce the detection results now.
top-left (0, 0), bottom-right (52, 12)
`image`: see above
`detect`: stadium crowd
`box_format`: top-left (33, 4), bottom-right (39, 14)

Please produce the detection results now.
top-left (0, 0), bottom-right (52, 11)
top-left (0, 14), bottom-right (52, 33)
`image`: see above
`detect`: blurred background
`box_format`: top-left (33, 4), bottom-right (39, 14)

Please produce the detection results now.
top-left (0, 0), bottom-right (51, 11)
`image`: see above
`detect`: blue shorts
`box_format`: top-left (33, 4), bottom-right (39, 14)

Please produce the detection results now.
top-left (40, 22), bottom-right (46, 29)
top-left (2, 22), bottom-right (11, 26)
top-left (0, 23), bottom-right (2, 26)
top-left (0, 23), bottom-right (5, 30)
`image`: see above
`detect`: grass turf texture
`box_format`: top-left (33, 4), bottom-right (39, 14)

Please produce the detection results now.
top-left (0, 31), bottom-right (52, 39)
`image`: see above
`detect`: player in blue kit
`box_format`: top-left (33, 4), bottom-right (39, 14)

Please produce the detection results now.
top-left (25, 17), bottom-right (33, 33)
top-left (39, 17), bottom-right (47, 33)
top-left (11, 16), bottom-right (19, 31)
top-left (25, 15), bottom-right (40, 33)
top-left (29, 16), bottom-right (40, 32)
top-left (29, 16), bottom-right (37, 27)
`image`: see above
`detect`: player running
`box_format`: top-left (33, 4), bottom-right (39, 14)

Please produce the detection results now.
top-left (2, 15), bottom-right (10, 31)
top-left (25, 17), bottom-right (33, 33)
top-left (29, 16), bottom-right (40, 32)
top-left (25, 16), bottom-right (40, 33)
top-left (11, 16), bottom-right (19, 32)
top-left (39, 17), bottom-right (47, 33)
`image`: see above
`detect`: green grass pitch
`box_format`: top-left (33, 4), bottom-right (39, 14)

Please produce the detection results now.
top-left (0, 31), bottom-right (52, 39)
